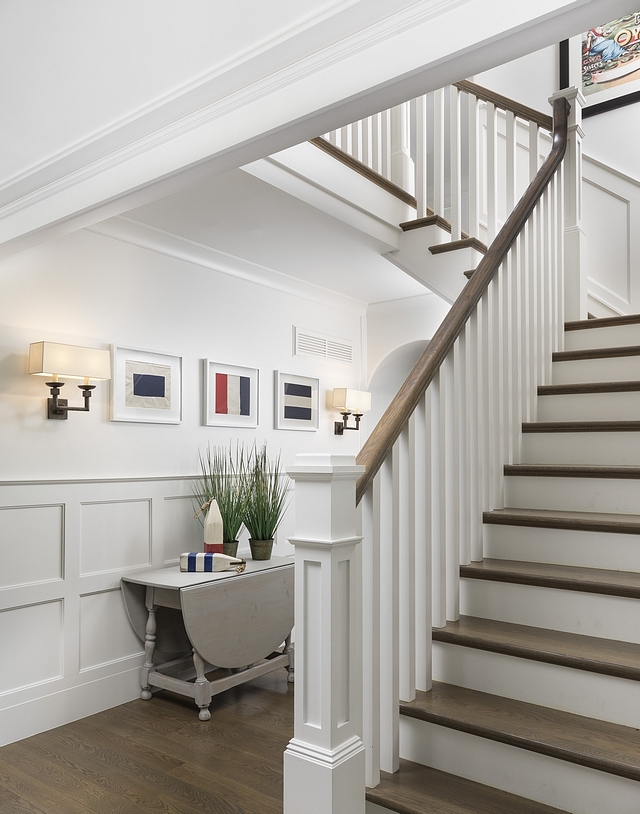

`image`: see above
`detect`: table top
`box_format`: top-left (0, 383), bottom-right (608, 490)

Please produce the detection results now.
top-left (121, 556), bottom-right (294, 590)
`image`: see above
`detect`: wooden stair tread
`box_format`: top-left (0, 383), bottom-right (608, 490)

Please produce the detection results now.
top-left (460, 558), bottom-right (640, 598)
top-left (368, 758), bottom-right (569, 814)
top-left (553, 345), bottom-right (640, 361)
top-left (538, 381), bottom-right (640, 395)
top-left (504, 463), bottom-right (640, 477)
top-left (484, 506), bottom-right (640, 534)
top-left (401, 681), bottom-right (640, 781)
top-left (429, 236), bottom-right (487, 255)
top-left (432, 615), bottom-right (640, 680)
top-left (522, 420), bottom-right (640, 432)
top-left (565, 314), bottom-right (640, 331)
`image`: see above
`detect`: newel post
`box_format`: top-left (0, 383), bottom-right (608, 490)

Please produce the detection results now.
top-left (390, 102), bottom-right (415, 195)
top-left (549, 86), bottom-right (587, 321)
top-left (284, 454), bottom-right (366, 814)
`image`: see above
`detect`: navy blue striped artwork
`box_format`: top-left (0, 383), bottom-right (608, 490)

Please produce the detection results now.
top-left (133, 373), bottom-right (166, 398)
top-left (283, 381), bottom-right (313, 420)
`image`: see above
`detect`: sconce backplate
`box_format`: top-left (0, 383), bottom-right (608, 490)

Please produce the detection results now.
top-left (47, 398), bottom-right (68, 420)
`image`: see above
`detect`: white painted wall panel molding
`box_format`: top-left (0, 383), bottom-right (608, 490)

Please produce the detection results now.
top-left (0, 504), bottom-right (64, 589)
top-left (0, 0), bottom-right (631, 257)
top-left (79, 498), bottom-right (152, 576)
top-left (0, 475), bottom-right (199, 745)
top-left (79, 588), bottom-right (143, 672)
top-left (163, 495), bottom-right (202, 564)
top-left (0, 600), bottom-right (63, 695)
top-left (583, 155), bottom-right (640, 316)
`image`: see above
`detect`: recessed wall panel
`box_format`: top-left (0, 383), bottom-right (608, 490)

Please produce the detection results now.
top-left (164, 496), bottom-right (202, 563)
top-left (80, 499), bottom-right (151, 575)
top-left (0, 505), bottom-right (63, 588)
top-left (0, 600), bottom-right (63, 694)
top-left (584, 180), bottom-right (630, 303)
top-left (79, 589), bottom-right (143, 671)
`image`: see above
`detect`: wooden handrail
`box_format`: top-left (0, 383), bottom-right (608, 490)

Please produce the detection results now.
top-left (454, 80), bottom-right (553, 132)
top-left (355, 96), bottom-right (570, 505)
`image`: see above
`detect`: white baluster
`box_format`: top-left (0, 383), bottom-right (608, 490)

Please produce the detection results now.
top-left (361, 116), bottom-right (372, 170)
top-left (414, 392), bottom-right (432, 691)
top-left (478, 291), bottom-right (491, 510)
top-left (381, 109), bottom-right (391, 180)
top-left (457, 327), bottom-right (470, 566)
top-left (433, 88), bottom-right (445, 218)
top-left (468, 307), bottom-right (483, 561)
top-left (361, 487), bottom-right (380, 789)
top-left (431, 371), bottom-right (446, 628)
top-left (397, 425), bottom-right (415, 704)
top-left (492, 271), bottom-right (505, 508)
top-left (415, 95), bottom-right (428, 219)
top-left (486, 102), bottom-right (498, 243)
top-left (443, 349), bottom-right (460, 621)
top-left (377, 453), bottom-right (398, 774)
top-left (449, 86), bottom-right (462, 240)
top-left (468, 92), bottom-right (480, 239)
top-left (511, 234), bottom-right (524, 462)
top-left (284, 454), bottom-right (365, 814)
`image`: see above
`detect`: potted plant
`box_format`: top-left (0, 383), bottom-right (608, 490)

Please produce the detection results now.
top-left (193, 443), bottom-right (248, 558)
top-left (244, 444), bottom-right (289, 560)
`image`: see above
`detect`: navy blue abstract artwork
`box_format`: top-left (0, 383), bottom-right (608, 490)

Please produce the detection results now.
top-left (283, 381), bottom-right (312, 420)
top-left (133, 373), bottom-right (166, 398)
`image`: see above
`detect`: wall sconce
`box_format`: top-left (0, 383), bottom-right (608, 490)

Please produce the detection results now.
top-left (332, 388), bottom-right (371, 435)
top-left (29, 342), bottom-right (111, 420)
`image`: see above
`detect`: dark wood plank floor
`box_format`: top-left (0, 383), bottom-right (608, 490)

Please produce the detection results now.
top-left (0, 670), bottom-right (293, 814)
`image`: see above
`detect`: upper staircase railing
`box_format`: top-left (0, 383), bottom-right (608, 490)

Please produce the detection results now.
top-left (284, 86), bottom-right (581, 814)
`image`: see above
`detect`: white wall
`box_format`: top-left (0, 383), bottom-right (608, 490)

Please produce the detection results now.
top-left (474, 45), bottom-right (559, 114)
top-left (0, 226), bottom-right (367, 745)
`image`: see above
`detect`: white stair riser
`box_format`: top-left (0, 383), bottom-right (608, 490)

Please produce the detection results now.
top-left (460, 579), bottom-right (640, 645)
top-left (400, 717), bottom-right (640, 814)
top-left (537, 391), bottom-right (640, 421)
top-left (553, 355), bottom-right (640, 384)
top-left (521, 432), bottom-right (640, 465)
top-left (366, 804), bottom-right (394, 814)
top-left (564, 325), bottom-right (640, 351)
top-left (433, 641), bottom-right (640, 729)
top-left (505, 474), bottom-right (640, 514)
top-left (484, 522), bottom-right (640, 572)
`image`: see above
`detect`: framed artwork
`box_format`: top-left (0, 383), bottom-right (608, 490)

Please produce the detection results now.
top-left (561, 13), bottom-right (640, 117)
top-left (274, 371), bottom-right (319, 431)
top-left (111, 345), bottom-right (182, 424)
top-left (202, 360), bottom-right (259, 428)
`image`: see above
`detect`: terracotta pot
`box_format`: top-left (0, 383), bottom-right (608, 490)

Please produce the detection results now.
top-left (223, 541), bottom-right (239, 558)
top-left (249, 539), bottom-right (273, 560)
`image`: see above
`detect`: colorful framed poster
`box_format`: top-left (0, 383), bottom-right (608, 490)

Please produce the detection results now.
top-left (203, 360), bottom-right (259, 428)
top-left (561, 13), bottom-right (640, 117)
top-left (274, 371), bottom-right (319, 431)
top-left (111, 345), bottom-right (182, 424)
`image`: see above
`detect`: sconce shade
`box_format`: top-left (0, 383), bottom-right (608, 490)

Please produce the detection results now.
top-left (29, 342), bottom-right (111, 381)
top-left (332, 388), bottom-right (371, 413)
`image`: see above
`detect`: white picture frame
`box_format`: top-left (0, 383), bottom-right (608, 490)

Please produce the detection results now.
top-left (202, 360), bottom-right (259, 428)
top-left (111, 345), bottom-right (182, 424)
top-left (274, 371), bottom-right (319, 431)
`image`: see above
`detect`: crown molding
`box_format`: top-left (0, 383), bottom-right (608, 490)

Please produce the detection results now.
top-left (85, 216), bottom-right (368, 316)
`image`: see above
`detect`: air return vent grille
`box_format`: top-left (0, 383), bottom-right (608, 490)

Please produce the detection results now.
top-left (294, 328), bottom-right (354, 364)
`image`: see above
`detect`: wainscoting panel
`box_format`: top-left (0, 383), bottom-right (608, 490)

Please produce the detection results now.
top-left (0, 475), bottom-right (199, 746)
top-left (79, 498), bottom-right (152, 575)
top-left (583, 157), bottom-right (640, 316)
top-left (79, 588), bottom-right (143, 671)
top-left (0, 504), bottom-right (64, 589)
top-left (164, 494), bottom-right (202, 564)
top-left (0, 599), bottom-right (63, 694)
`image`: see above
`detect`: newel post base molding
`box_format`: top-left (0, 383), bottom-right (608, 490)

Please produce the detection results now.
top-left (284, 454), bottom-right (366, 814)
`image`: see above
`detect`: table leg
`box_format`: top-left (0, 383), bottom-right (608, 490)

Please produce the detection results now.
top-left (193, 648), bottom-right (212, 721)
top-left (141, 592), bottom-right (157, 701)
top-left (285, 633), bottom-right (294, 683)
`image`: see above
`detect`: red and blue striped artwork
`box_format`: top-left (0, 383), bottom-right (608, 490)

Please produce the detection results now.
top-left (216, 373), bottom-right (250, 415)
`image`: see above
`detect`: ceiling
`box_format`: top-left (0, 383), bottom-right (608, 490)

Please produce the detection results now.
top-left (119, 167), bottom-right (428, 306)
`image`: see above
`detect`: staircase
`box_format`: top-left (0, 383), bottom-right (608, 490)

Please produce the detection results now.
top-left (369, 314), bottom-right (640, 814)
